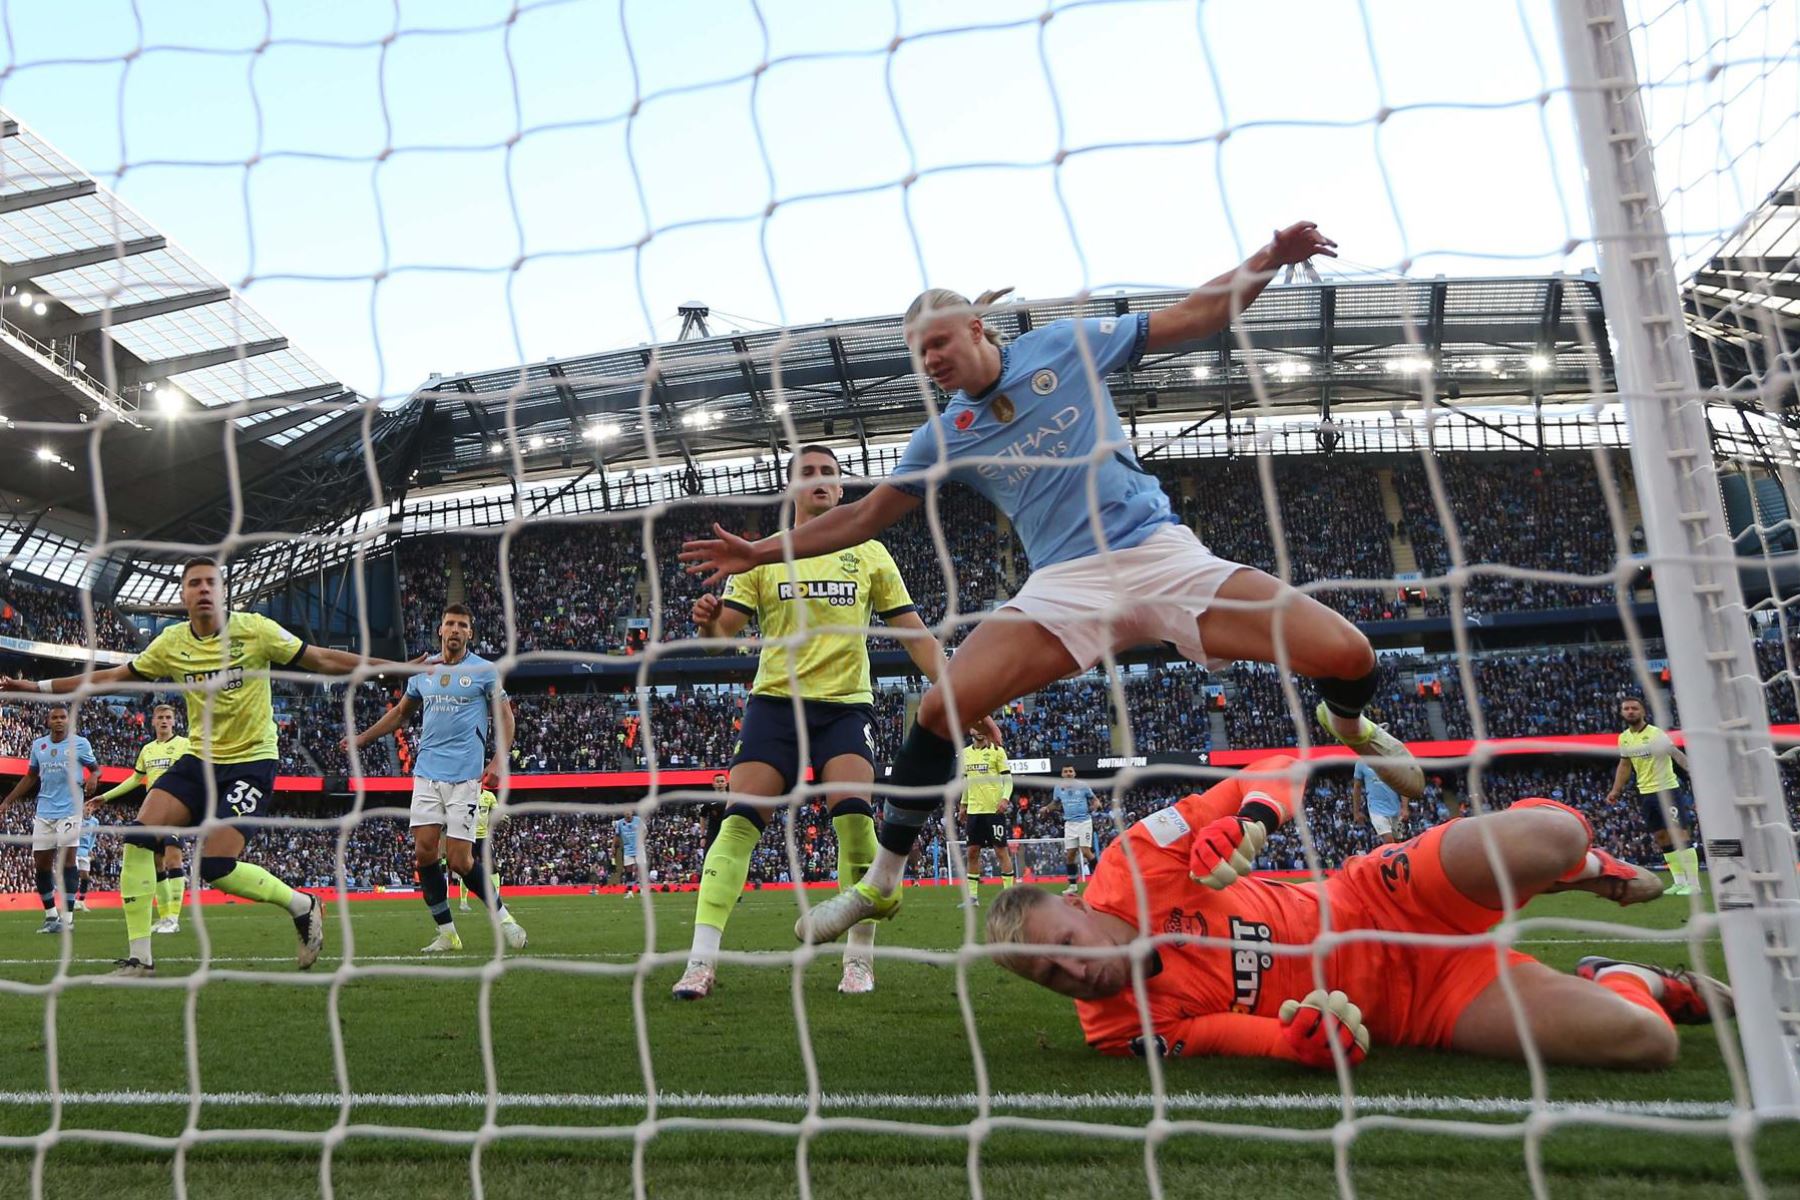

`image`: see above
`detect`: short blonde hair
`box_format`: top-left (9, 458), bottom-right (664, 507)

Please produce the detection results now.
top-left (904, 286), bottom-right (1015, 347)
top-left (985, 883), bottom-right (1053, 954)
top-left (153, 703), bottom-right (177, 717)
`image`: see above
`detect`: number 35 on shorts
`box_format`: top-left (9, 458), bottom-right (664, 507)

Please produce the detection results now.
top-left (224, 780), bottom-right (262, 817)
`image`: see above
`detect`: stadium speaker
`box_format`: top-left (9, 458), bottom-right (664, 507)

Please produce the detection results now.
top-left (325, 775), bottom-right (351, 797)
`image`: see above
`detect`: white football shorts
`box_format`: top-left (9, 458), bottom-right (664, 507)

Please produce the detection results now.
top-left (31, 816), bottom-right (81, 852)
top-left (1062, 819), bottom-right (1095, 852)
top-left (1369, 810), bottom-right (1399, 838)
top-left (1000, 524), bottom-right (1247, 673)
top-left (410, 778), bottom-right (481, 843)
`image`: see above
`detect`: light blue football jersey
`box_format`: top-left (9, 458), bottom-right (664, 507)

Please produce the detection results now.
top-left (404, 654), bottom-right (505, 783)
top-left (891, 313), bottom-right (1177, 569)
top-left (1053, 784), bottom-right (1096, 822)
top-left (615, 814), bottom-right (644, 860)
top-left (29, 734), bottom-right (96, 821)
top-left (1354, 760), bottom-right (1401, 818)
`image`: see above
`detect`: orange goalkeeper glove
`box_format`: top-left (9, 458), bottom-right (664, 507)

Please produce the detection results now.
top-left (1278, 989), bottom-right (1371, 1069)
top-left (1188, 815), bottom-right (1267, 890)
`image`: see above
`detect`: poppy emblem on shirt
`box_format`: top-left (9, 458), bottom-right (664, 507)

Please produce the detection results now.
top-left (1030, 369), bottom-right (1057, 395)
top-left (953, 410), bottom-right (975, 431)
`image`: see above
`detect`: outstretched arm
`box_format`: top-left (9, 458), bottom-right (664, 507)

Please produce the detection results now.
top-left (1182, 755), bottom-right (1302, 889)
top-left (294, 644), bottom-right (407, 677)
top-left (1144, 222), bottom-right (1338, 353)
top-left (348, 694), bottom-right (420, 750)
top-left (0, 664), bottom-right (141, 696)
top-left (97, 771), bottom-right (145, 804)
top-left (1099, 992), bottom-right (1369, 1070)
top-left (680, 485), bottom-right (922, 588)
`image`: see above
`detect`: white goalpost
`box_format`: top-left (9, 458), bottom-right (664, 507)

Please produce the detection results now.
top-left (1557, 0), bottom-right (1800, 1109)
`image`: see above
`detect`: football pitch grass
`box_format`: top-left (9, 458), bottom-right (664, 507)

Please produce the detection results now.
top-left (0, 883), bottom-right (1790, 1199)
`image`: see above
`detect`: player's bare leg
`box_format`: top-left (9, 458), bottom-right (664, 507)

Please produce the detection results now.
top-left (1451, 959), bottom-right (1697, 1067)
top-left (798, 616), bottom-right (1076, 944)
top-left (1196, 567), bottom-right (1424, 799)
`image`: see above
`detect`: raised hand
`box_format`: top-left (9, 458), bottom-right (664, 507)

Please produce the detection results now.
top-left (679, 524), bottom-right (759, 588)
top-left (1264, 221), bottom-right (1338, 268)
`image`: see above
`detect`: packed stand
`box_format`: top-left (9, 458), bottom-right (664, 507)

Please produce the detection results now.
top-left (1437, 642), bottom-right (1676, 740)
top-left (1152, 458), bottom-right (1402, 624)
top-left (1393, 453), bottom-right (1635, 616)
top-left (0, 572), bottom-right (144, 653)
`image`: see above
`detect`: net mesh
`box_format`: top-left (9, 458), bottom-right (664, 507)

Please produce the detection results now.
top-left (0, 0), bottom-right (1797, 1196)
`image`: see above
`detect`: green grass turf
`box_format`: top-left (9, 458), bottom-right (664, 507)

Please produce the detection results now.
top-left (0, 882), bottom-right (1790, 1198)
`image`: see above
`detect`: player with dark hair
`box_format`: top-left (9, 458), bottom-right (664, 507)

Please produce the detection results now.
top-left (1605, 694), bottom-right (1698, 895)
top-left (673, 444), bottom-right (1000, 999)
top-left (683, 223), bottom-right (1424, 945)
top-left (2, 556), bottom-right (406, 976)
top-left (0, 704), bottom-right (98, 933)
top-left (346, 601), bottom-right (525, 952)
top-left (987, 758), bottom-right (1726, 1069)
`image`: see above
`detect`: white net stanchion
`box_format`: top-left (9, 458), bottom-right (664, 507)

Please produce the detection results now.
top-left (1, 3), bottom-right (1799, 1198)
top-left (1559, 0), bottom-right (1800, 1108)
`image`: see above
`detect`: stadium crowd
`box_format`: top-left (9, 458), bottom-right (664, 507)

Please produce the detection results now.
top-left (13, 748), bottom-right (1772, 898)
top-left (1393, 454), bottom-right (1640, 616)
top-left (0, 572), bottom-right (143, 653)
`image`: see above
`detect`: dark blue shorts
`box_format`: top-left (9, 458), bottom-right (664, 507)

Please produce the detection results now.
top-left (155, 755), bottom-right (279, 825)
top-left (1638, 787), bottom-right (1695, 838)
top-left (731, 695), bottom-right (875, 792)
top-left (964, 812), bottom-right (1009, 849)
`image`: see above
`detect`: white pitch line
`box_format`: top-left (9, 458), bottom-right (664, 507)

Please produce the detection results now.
top-left (0, 936), bottom-right (1709, 968)
top-left (0, 1089), bottom-right (1742, 1119)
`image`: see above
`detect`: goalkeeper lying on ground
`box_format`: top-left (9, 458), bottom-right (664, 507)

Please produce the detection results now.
top-left (986, 755), bottom-right (1731, 1069)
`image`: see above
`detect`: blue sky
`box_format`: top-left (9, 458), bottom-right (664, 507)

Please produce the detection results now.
top-left (0, 0), bottom-right (1791, 400)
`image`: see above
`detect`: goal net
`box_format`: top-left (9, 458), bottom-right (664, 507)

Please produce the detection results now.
top-left (0, 0), bottom-right (1797, 1196)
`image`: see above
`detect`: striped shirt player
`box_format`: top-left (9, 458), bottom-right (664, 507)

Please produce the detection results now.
top-left (1049, 767), bottom-right (1099, 892)
top-left (1351, 760), bottom-right (1405, 844)
top-left (96, 706), bottom-right (195, 931)
top-left (1606, 696), bottom-right (1698, 895)
top-left (0, 705), bottom-right (98, 931)
top-left (347, 602), bottom-right (523, 953)
top-left (674, 445), bottom-right (978, 1002)
top-left (0, 557), bottom-right (405, 976)
top-left (683, 223), bottom-right (1424, 953)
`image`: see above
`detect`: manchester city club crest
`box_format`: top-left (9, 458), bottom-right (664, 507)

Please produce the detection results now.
top-left (992, 393), bottom-right (1015, 423)
top-left (459, 675), bottom-right (472, 688)
top-left (1030, 368), bottom-right (1057, 395)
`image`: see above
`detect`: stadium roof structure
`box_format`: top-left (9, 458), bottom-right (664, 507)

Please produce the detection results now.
top-left (1685, 166), bottom-right (1799, 423)
top-left (396, 274), bottom-right (1615, 499)
top-left (0, 109), bottom-right (424, 590)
